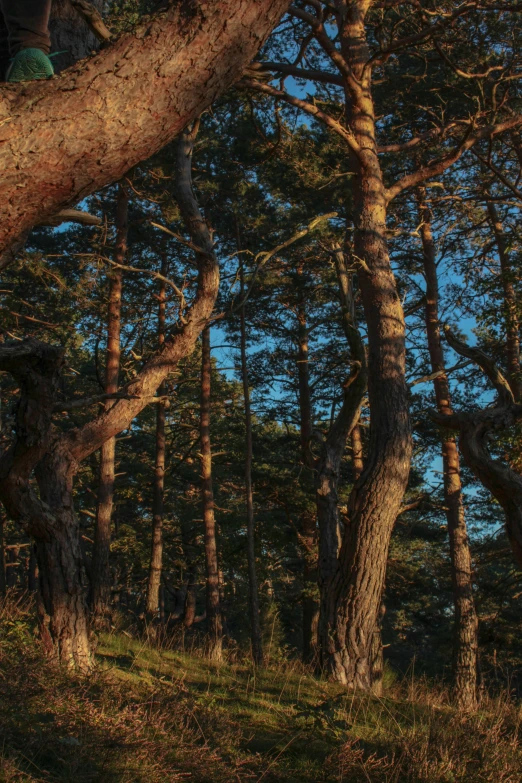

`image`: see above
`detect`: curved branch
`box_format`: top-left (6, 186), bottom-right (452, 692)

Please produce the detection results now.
top-left (0, 0), bottom-right (291, 266)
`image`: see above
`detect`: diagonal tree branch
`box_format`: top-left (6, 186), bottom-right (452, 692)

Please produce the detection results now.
top-left (385, 115), bottom-right (522, 202)
top-left (0, 0), bottom-right (292, 268)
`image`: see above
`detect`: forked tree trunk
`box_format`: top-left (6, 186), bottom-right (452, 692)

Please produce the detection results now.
top-left (321, 7), bottom-right (412, 690)
top-left (91, 183), bottom-right (128, 625)
top-left (296, 293), bottom-right (319, 663)
top-left (418, 190), bottom-right (479, 711)
top-left (486, 201), bottom-right (520, 400)
top-left (200, 326), bottom-right (223, 661)
top-left (239, 267), bottom-right (264, 665)
top-left (145, 255), bottom-right (168, 622)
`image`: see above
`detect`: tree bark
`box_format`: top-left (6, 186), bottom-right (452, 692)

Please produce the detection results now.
top-left (91, 183), bottom-right (127, 624)
top-left (35, 445), bottom-right (91, 670)
top-left (351, 423), bottom-right (363, 482)
top-left (145, 254), bottom-right (168, 621)
top-left (0, 516), bottom-right (6, 595)
top-left (418, 189), bottom-right (479, 711)
top-left (200, 326), bottom-right (223, 661)
top-left (50, 0), bottom-right (107, 70)
top-left (296, 289), bottom-right (319, 663)
top-left (172, 123), bottom-right (223, 660)
top-left (433, 329), bottom-right (522, 568)
top-left (321, 4), bottom-right (412, 690)
top-left (239, 265), bottom-right (263, 666)
top-left (0, 0), bottom-right (291, 265)
top-left (0, 340), bottom-right (91, 670)
top-left (486, 201), bottom-right (520, 400)
top-left (316, 243), bottom-right (366, 667)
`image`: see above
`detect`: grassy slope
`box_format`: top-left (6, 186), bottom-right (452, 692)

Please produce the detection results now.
top-left (1, 601), bottom-right (522, 782)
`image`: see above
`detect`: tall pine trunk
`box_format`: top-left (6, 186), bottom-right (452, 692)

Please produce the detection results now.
top-left (321, 6), bottom-right (412, 690)
top-left (418, 189), bottom-right (479, 711)
top-left (145, 255), bottom-right (168, 622)
top-left (239, 267), bottom-right (264, 665)
top-left (486, 201), bottom-right (520, 400)
top-left (200, 326), bottom-right (223, 661)
top-left (296, 292), bottom-right (319, 663)
top-left (91, 184), bottom-right (128, 624)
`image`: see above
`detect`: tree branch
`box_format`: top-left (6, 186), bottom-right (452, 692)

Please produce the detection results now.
top-left (385, 115), bottom-right (522, 202)
top-left (0, 0), bottom-right (292, 268)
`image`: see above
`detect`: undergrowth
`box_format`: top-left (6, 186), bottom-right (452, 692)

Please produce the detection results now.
top-left (1, 594), bottom-right (521, 782)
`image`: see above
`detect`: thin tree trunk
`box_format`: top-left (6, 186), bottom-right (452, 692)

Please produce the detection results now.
top-left (351, 424), bottom-right (363, 482)
top-left (146, 254), bottom-right (168, 622)
top-left (321, 6), bottom-right (412, 690)
top-left (239, 265), bottom-right (264, 665)
top-left (200, 326), bottom-right (223, 661)
top-left (486, 201), bottom-right (520, 400)
top-left (296, 291), bottom-right (319, 663)
top-left (0, 516), bottom-right (6, 596)
top-left (182, 563), bottom-right (198, 629)
top-left (28, 544), bottom-right (38, 593)
top-left (418, 189), bottom-right (479, 711)
top-left (91, 183), bottom-right (128, 625)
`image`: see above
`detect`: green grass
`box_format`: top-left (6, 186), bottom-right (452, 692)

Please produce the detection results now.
top-left (1, 597), bottom-right (522, 782)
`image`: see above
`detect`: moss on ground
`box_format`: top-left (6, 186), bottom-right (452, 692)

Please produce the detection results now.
top-left (1, 600), bottom-right (522, 782)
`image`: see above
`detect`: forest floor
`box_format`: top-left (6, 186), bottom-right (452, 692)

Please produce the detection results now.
top-left (1, 598), bottom-right (522, 782)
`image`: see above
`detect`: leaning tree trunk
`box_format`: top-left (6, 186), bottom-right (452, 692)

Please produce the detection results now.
top-left (321, 7), bottom-right (412, 690)
top-left (91, 183), bottom-right (127, 625)
top-left (145, 254), bottom-right (168, 623)
top-left (486, 201), bottom-right (520, 400)
top-left (296, 289), bottom-right (319, 663)
top-left (239, 266), bottom-right (264, 665)
top-left (418, 189), bottom-right (479, 711)
top-left (200, 326), bottom-right (223, 661)
top-left (0, 0), bottom-right (292, 266)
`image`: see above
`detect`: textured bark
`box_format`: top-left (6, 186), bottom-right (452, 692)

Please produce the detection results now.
top-left (418, 190), bottom-right (479, 711)
top-left (239, 266), bottom-right (264, 665)
top-left (321, 4), bottom-right (412, 690)
top-left (145, 255), bottom-right (168, 620)
top-left (35, 446), bottom-right (91, 671)
top-left (316, 244), bottom-right (366, 664)
top-left (351, 423), bottom-right (363, 482)
top-left (91, 183), bottom-right (127, 624)
top-left (200, 326), bottom-right (223, 661)
top-left (0, 0), bottom-right (291, 265)
top-left (296, 293), bottom-right (319, 663)
top-left (486, 201), bottom-right (520, 400)
top-left (0, 340), bottom-right (91, 669)
top-left (0, 104), bottom-right (220, 666)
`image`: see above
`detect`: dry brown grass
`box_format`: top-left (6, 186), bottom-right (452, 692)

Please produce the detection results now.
top-left (1, 593), bottom-right (522, 783)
